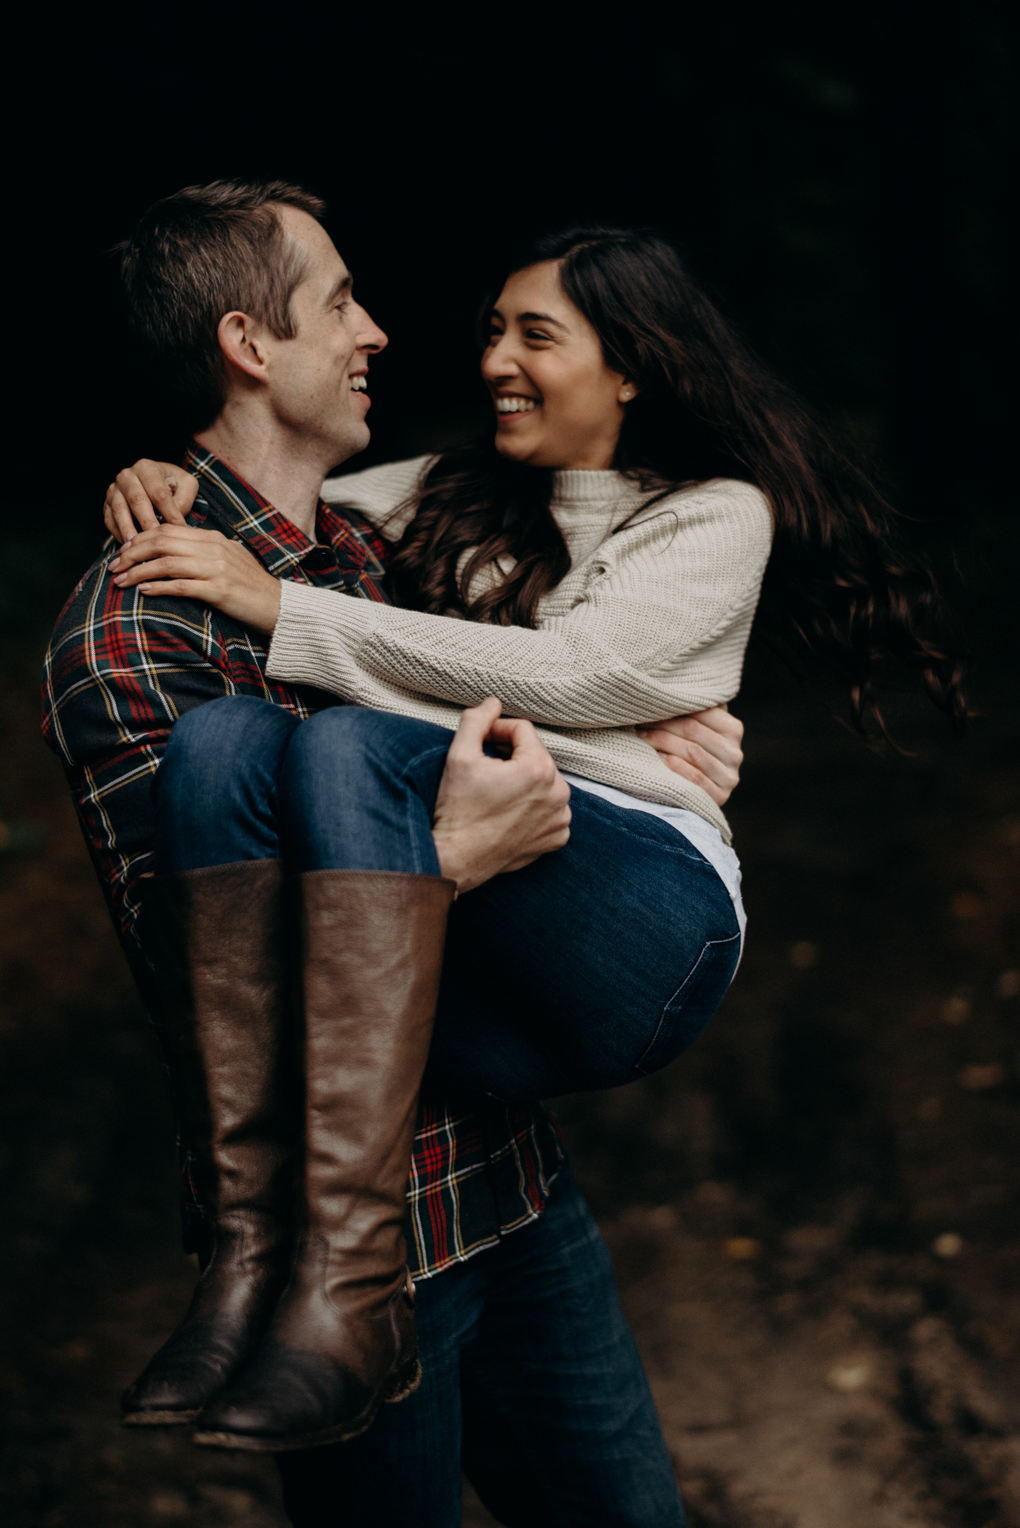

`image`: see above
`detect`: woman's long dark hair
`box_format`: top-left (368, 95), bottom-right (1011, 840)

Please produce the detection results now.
top-left (387, 226), bottom-right (966, 735)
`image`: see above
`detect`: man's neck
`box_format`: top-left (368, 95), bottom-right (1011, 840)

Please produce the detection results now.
top-left (195, 412), bottom-right (334, 540)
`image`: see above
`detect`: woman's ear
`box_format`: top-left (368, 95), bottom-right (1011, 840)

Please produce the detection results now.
top-left (217, 310), bottom-right (269, 385)
top-left (619, 381), bottom-right (639, 402)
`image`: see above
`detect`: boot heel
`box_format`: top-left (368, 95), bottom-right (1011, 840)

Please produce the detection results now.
top-left (384, 1356), bottom-right (422, 1403)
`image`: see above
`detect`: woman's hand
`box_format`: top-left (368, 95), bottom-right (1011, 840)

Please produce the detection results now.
top-left (104, 460), bottom-right (199, 542)
top-left (636, 705), bottom-right (744, 807)
top-left (109, 525), bottom-right (282, 633)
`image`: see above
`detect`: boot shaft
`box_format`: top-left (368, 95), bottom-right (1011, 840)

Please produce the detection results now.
top-left (143, 860), bottom-right (298, 1223)
top-left (295, 870), bottom-right (455, 1280)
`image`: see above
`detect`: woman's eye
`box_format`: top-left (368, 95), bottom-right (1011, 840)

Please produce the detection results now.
top-left (525, 329), bottom-right (552, 342)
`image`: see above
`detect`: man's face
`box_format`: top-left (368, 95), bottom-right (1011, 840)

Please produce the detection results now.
top-left (262, 207), bottom-right (387, 464)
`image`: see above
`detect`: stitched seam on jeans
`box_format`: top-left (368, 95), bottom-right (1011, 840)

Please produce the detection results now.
top-left (597, 813), bottom-right (718, 865)
top-left (574, 791), bottom-right (721, 864)
top-left (634, 930), bottom-right (742, 1076)
top-left (396, 744), bottom-right (452, 876)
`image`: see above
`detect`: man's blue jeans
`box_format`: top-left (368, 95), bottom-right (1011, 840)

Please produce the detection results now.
top-left (154, 697), bottom-right (740, 1098)
top-left (275, 1165), bottom-right (685, 1528)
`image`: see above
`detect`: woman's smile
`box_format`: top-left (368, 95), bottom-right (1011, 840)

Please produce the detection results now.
top-left (482, 261), bottom-right (631, 471)
top-left (494, 392), bottom-right (540, 417)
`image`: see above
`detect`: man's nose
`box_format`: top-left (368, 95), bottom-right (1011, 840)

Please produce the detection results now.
top-left (357, 307), bottom-right (388, 354)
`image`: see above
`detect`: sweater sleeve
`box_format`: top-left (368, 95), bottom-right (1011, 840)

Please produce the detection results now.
top-left (266, 481), bottom-right (773, 728)
top-left (319, 456), bottom-right (434, 537)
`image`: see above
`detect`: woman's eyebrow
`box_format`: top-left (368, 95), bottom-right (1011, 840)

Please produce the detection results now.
top-left (518, 310), bottom-right (568, 331)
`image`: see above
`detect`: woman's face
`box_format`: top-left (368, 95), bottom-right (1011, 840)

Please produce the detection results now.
top-left (481, 261), bottom-right (632, 471)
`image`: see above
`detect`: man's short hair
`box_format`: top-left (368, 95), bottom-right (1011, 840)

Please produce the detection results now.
top-left (118, 178), bottom-right (327, 430)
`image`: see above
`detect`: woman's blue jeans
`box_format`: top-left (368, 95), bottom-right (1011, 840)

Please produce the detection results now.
top-left (154, 696), bottom-right (741, 1100)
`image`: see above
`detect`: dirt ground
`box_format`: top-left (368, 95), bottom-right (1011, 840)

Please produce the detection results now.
top-left (1, 544), bottom-right (1017, 1526)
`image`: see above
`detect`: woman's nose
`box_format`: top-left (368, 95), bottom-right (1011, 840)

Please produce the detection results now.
top-left (481, 337), bottom-right (517, 380)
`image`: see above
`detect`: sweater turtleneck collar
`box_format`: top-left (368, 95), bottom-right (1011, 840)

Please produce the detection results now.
top-left (550, 467), bottom-right (650, 532)
top-left (551, 466), bottom-right (636, 500)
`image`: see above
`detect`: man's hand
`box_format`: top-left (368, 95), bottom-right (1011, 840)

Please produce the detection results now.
top-left (432, 699), bottom-right (571, 894)
top-left (636, 706), bottom-right (744, 807)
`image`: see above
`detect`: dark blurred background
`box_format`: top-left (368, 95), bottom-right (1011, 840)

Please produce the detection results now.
top-left (2, 4), bottom-right (1017, 1525)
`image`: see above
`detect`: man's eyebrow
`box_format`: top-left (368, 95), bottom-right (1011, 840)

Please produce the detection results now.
top-left (326, 273), bottom-right (353, 305)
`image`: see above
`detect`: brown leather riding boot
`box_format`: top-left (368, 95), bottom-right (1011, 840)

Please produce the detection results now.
top-left (121, 860), bottom-right (296, 1425)
top-left (194, 869), bottom-right (455, 1452)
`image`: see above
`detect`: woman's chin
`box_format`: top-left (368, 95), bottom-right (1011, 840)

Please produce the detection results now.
top-left (493, 431), bottom-right (564, 471)
top-left (493, 433), bottom-right (535, 464)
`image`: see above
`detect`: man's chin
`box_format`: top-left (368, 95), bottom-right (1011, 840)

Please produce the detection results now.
top-left (331, 423), bottom-right (372, 467)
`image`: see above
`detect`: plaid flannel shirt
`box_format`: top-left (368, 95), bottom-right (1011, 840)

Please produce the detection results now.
top-left (41, 446), bottom-right (562, 1278)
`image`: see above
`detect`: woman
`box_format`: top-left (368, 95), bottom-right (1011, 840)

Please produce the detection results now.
top-left (105, 226), bottom-right (964, 1457)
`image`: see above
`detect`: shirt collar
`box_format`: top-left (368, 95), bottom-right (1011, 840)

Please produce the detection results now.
top-left (183, 444), bottom-right (386, 582)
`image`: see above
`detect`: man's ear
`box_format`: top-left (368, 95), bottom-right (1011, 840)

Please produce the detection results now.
top-left (217, 310), bottom-right (270, 385)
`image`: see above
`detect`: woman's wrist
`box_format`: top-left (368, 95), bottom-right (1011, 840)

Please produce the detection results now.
top-left (248, 573), bottom-right (283, 634)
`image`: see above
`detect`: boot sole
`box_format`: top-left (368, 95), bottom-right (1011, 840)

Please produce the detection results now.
top-left (192, 1357), bottom-right (423, 1452)
top-left (122, 1408), bottom-right (201, 1426)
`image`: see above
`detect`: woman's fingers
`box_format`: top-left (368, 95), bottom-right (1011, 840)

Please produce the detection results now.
top-left (108, 523), bottom-right (281, 632)
top-left (102, 461), bottom-right (198, 542)
top-left (111, 469), bottom-right (161, 533)
top-left (104, 485), bottom-right (141, 544)
top-left (129, 577), bottom-right (207, 599)
top-left (113, 553), bottom-right (208, 587)
top-left (111, 535), bottom-right (231, 589)
top-left (109, 540), bottom-right (218, 599)
top-left (111, 524), bottom-right (225, 568)
top-left (104, 480), bottom-right (157, 540)
top-left (123, 460), bottom-right (197, 525)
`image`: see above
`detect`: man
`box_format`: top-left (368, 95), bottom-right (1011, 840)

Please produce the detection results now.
top-left (43, 179), bottom-right (744, 1525)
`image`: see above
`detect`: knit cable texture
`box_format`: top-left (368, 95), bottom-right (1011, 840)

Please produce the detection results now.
top-left (268, 458), bottom-right (774, 843)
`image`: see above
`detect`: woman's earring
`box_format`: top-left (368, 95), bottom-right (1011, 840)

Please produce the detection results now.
top-left (622, 386), bottom-right (633, 400)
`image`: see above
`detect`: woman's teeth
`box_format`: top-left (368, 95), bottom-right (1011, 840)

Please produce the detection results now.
top-left (496, 397), bottom-right (538, 414)
top-left (350, 376), bottom-right (367, 392)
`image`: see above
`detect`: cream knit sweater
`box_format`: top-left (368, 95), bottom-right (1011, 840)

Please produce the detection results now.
top-left (266, 457), bottom-right (773, 844)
